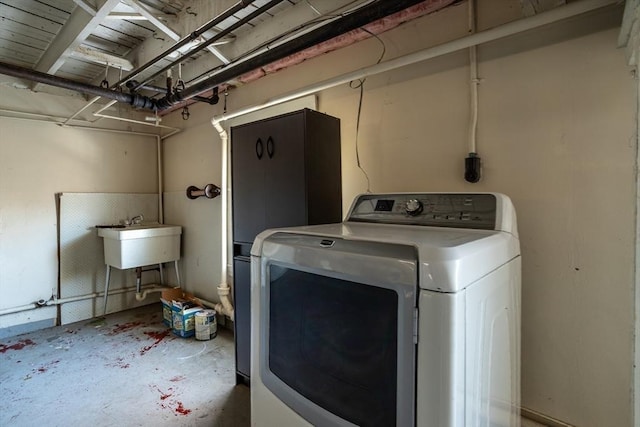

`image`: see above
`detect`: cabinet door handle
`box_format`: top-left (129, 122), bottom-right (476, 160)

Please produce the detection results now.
top-left (266, 136), bottom-right (275, 159)
top-left (255, 138), bottom-right (264, 159)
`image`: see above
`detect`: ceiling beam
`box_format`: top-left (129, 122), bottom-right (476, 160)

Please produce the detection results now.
top-left (34, 0), bottom-right (121, 76)
top-left (72, 0), bottom-right (97, 16)
top-left (105, 12), bottom-right (174, 20)
top-left (126, 0), bottom-right (231, 64)
top-left (618, 0), bottom-right (639, 66)
top-left (70, 45), bottom-right (135, 71)
top-left (519, 0), bottom-right (566, 17)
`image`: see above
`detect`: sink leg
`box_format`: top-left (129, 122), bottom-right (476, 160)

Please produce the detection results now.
top-left (103, 265), bottom-right (111, 316)
top-left (158, 263), bottom-right (164, 285)
top-left (135, 267), bottom-right (142, 293)
top-left (174, 260), bottom-right (181, 286)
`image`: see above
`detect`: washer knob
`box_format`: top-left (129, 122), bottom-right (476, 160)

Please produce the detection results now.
top-left (405, 199), bottom-right (423, 216)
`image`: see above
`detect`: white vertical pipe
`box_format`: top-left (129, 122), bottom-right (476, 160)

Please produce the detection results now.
top-left (468, 0), bottom-right (479, 154)
top-left (210, 120), bottom-right (235, 320)
top-left (156, 135), bottom-right (164, 223)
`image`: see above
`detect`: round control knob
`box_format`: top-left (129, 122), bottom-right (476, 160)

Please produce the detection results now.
top-left (405, 199), bottom-right (423, 216)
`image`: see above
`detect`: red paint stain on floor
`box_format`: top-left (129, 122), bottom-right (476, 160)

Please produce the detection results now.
top-left (33, 360), bottom-right (60, 374)
top-left (152, 385), bottom-right (190, 415)
top-left (140, 330), bottom-right (172, 356)
top-left (0, 339), bottom-right (36, 353)
top-left (153, 385), bottom-right (174, 401)
top-left (174, 401), bottom-right (191, 416)
top-left (106, 321), bottom-right (144, 336)
top-left (107, 357), bottom-right (131, 369)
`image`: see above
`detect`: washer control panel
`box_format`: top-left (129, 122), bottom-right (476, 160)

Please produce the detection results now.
top-left (348, 193), bottom-right (497, 230)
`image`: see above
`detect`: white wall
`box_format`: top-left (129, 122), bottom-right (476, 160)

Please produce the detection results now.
top-left (0, 116), bottom-right (158, 332)
top-left (160, 2), bottom-right (636, 426)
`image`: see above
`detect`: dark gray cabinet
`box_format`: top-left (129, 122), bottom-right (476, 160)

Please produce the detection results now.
top-left (231, 108), bottom-right (342, 385)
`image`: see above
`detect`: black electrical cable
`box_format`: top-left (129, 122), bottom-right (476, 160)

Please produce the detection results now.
top-left (351, 27), bottom-right (386, 194)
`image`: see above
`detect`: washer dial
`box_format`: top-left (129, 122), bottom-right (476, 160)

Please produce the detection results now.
top-left (405, 199), bottom-right (423, 216)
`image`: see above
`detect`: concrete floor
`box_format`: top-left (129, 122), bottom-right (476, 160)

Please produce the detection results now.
top-left (0, 303), bottom-right (249, 427)
top-left (1, 303), bottom-right (549, 427)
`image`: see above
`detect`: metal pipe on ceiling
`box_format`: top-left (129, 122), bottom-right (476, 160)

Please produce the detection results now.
top-left (154, 0), bottom-right (430, 110)
top-left (0, 62), bottom-right (157, 109)
top-left (125, 80), bottom-right (217, 104)
top-left (61, 0), bottom-right (258, 124)
top-left (117, 0), bottom-right (257, 89)
top-left (132, 0), bottom-right (287, 92)
top-left (0, 0), bottom-right (435, 112)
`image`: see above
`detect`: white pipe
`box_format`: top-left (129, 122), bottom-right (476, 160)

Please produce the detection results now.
top-left (156, 135), bottom-right (164, 223)
top-left (0, 303), bottom-right (40, 316)
top-left (63, 95), bottom-right (101, 125)
top-left (210, 119), bottom-right (234, 320)
top-left (135, 286), bottom-right (176, 301)
top-left (0, 284), bottom-right (158, 316)
top-left (210, 0), bottom-right (618, 125)
top-left (92, 100), bottom-right (181, 134)
top-left (468, 0), bottom-right (479, 154)
top-left (213, 284), bottom-right (235, 320)
top-left (50, 284), bottom-right (156, 304)
top-left (0, 108), bottom-right (96, 125)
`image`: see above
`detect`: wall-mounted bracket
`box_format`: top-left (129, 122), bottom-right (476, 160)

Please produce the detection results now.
top-left (186, 184), bottom-right (221, 199)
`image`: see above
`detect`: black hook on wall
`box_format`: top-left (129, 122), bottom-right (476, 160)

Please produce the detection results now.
top-left (186, 184), bottom-right (221, 200)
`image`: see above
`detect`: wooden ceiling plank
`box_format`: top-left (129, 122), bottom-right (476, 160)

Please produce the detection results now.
top-left (0, 45), bottom-right (41, 64)
top-left (81, 40), bottom-right (130, 58)
top-left (0, 23), bottom-right (52, 48)
top-left (39, 0), bottom-right (77, 14)
top-left (1, 0), bottom-right (70, 21)
top-left (33, 0), bottom-right (121, 75)
top-left (0, 36), bottom-right (45, 57)
top-left (126, 0), bottom-right (230, 64)
top-left (92, 24), bottom-right (142, 47)
top-left (0, 3), bottom-right (63, 34)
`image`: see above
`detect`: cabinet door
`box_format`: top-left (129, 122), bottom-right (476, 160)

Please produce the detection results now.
top-left (233, 257), bottom-right (251, 379)
top-left (231, 124), bottom-right (266, 244)
top-left (263, 113), bottom-right (306, 229)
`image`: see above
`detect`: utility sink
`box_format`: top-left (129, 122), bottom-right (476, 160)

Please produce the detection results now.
top-left (97, 223), bottom-right (182, 269)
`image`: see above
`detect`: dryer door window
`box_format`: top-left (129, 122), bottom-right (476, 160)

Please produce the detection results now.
top-left (269, 267), bottom-right (397, 426)
top-left (258, 233), bottom-right (417, 427)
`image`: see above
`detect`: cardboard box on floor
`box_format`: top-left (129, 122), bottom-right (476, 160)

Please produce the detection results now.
top-left (160, 289), bottom-right (204, 338)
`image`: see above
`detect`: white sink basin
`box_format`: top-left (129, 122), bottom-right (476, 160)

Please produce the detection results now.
top-left (98, 224), bottom-right (182, 269)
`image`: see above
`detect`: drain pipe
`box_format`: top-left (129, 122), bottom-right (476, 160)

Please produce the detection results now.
top-left (0, 62), bottom-right (156, 110)
top-left (0, 285), bottom-right (160, 316)
top-left (210, 119), bottom-right (234, 321)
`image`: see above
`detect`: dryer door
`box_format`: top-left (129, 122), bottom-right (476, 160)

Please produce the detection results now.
top-left (256, 232), bottom-right (418, 427)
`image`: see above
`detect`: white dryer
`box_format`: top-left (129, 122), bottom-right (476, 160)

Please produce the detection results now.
top-left (250, 193), bottom-right (521, 427)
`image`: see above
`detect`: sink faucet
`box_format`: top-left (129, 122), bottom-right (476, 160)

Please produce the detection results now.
top-left (121, 214), bottom-right (144, 226)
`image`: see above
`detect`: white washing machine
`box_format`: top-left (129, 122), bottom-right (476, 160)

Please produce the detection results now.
top-left (250, 193), bottom-right (520, 427)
